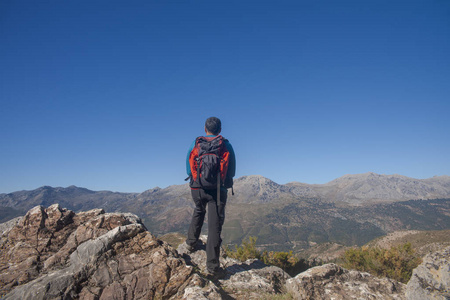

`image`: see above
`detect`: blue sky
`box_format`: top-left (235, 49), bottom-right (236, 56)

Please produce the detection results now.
top-left (1, 0), bottom-right (449, 193)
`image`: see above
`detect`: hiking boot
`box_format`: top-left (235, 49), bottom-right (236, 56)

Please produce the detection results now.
top-left (205, 267), bottom-right (227, 280)
top-left (185, 242), bottom-right (196, 252)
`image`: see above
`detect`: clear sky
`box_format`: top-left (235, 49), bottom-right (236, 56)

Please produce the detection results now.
top-left (1, 0), bottom-right (449, 193)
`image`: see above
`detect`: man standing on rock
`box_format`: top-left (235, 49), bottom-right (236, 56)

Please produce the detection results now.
top-left (185, 116), bottom-right (236, 277)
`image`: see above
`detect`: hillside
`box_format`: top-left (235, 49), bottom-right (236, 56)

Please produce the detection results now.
top-left (223, 198), bottom-right (450, 252)
top-left (366, 229), bottom-right (450, 257)
top-left (296, 229), bottom-right (450, 263)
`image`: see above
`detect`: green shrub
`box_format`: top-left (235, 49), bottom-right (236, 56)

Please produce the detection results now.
top-left (261, 250), bottom-right (313, 276)
top-left (262, 292), bottom-right (294, 300)
top-left (224, 236), bottom-right (261, 261)
top-left (341, 242), bottom-right (421, 283)
top-left (224, 236), bottom-right (317, 276)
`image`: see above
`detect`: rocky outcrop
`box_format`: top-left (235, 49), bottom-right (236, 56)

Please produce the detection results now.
top-left (286, 263), bottom-right (406, 300)
top-left (406, 246), bottom-right (450, 300)
top-left (0, 204), bottom-right (195, 299)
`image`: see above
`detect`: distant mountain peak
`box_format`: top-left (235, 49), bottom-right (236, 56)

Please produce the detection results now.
top-left (40, 185), bottom-right (54, 190)
top-left (235, 175), bottom-right (279, 185)
top-left (236, 174), bottom-right (267, 180)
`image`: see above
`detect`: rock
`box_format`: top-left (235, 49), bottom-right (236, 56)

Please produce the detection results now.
top-left (0, 216), bottom-right (22, 237)
top-left (406, 246), bottom-right (450, 300)
top-left (286, 263), bottom-right (406, 300)
top-left (181, 275), bottom-right (222, 300)
top-left (222, 261), bottom-right (290, 299)
top-left (0, 205), bottom-right (195, 299)
top-left (177, 235), bottom-right (291, 299)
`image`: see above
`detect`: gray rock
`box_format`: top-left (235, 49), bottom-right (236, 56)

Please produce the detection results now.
top-left (3, 223), bottom-right (146, 299)
top-left (178, 235), bottom-right (291, 299)
top-left (181, 275), bottom-right (222, 300)
top-left (0, 216), bottom-right (22, 236)
top-left (286, 263), bottom-right (406, 300)
top-left (1, 206), bottom-right (194, 300)
top-left (406, 246), bottom-right (450, 300)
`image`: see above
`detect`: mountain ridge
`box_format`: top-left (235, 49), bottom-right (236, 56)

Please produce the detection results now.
top-left (2, 172), bottom-right (450, 213)
top-left (1, 172), bottom-right (449, 252)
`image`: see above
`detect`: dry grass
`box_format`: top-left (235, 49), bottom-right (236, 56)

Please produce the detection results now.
top-left (158, 232), bottom-right (186, 249)
top-left (366, 229), bottom-right (450, 257)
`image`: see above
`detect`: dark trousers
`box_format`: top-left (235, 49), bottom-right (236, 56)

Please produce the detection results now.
top-left (186, 188), bottom-right (227, 272)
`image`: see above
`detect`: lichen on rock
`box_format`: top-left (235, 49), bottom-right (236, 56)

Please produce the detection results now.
top-left (406, 246), bottom-right (450, 300)
top-left (286, 263), bottom-right (406, 300)
top-left (0, 205), bottom-right (194, 299)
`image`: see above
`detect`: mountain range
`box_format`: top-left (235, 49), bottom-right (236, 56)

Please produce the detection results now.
top-left (1, 172), bottom-right (450, 252)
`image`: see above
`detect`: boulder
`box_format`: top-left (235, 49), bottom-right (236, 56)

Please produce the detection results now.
top-left (406, 246), bottom-right (450, 300)
top-left (286, 263), bottom-right (406, 300)
top-left (0, 205), bottom-right (195, 299)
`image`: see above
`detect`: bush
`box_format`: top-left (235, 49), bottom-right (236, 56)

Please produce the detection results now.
top-left (224, 236), bottom-right (317, 276)
top-left (341, 243), bottom-right (421, 283)
top-left (224, 236), bottom-right (261, 261)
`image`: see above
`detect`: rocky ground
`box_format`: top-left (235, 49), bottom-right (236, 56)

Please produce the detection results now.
top-left (0, 205), bottom-right (448, 299)
top-left (177, 236), bottom-right (290, 299)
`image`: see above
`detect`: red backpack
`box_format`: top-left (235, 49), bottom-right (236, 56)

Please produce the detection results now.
top-left (188, 135), bottom-right (230, 190)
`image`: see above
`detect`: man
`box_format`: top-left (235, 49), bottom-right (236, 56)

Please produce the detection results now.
top-left (185, 117), bottom-right (236, 277)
